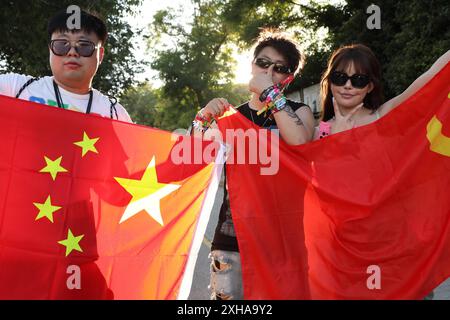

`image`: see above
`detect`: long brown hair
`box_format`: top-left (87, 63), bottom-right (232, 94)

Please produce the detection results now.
top-left (320, 44), bottom-right (384, 121)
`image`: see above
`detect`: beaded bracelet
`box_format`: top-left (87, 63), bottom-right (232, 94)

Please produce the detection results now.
top-left (259, 85), bottom-right (276, 102)
top-left (271, 95), bottom-right (287, 114)
top-left (192, 119), bottom-right (209, 132)
top-left (258, 75), bottom-right (294, 115)
top-left (265, 87), bottom-right (281, 104)
top-left (258, 91), bottom-right (288, 116)
top-left (192, 109), bottom-right (213, 133)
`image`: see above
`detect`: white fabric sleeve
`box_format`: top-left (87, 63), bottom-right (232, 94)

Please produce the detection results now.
top-left (0, 73), bottom-right (33, 97)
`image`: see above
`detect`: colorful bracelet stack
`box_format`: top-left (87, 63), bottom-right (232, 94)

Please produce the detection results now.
top-left (192, 110), bottom-right (212, 133)
top-left (257, 87), bottom-right (287, 116)
top-left (257, 75), bottom-right (294, 116)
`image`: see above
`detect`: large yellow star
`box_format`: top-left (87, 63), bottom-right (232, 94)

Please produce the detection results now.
top-left (33, 195), bottom-right (61, 223)
top-left (114, 156), bottom-right (180, 225)
top-left (58, 229), bottom-right (84, 257)
top-left (74, 132), bottom-right (99, 157)
top-left (39, 156), bottom-right (68, 180)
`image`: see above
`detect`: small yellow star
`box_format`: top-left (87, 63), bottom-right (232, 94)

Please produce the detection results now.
top-left (33, 195), bottom-right (62, 223)
top-left (74, 132), bottom-right (99, 157)
top-left (39, 156), bottom-right (68, 180)
top-left (58, 229), bottom-right (84, 257)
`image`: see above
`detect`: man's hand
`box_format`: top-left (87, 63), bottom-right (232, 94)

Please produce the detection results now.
top-left (201, 98), bottom-right (230, 120)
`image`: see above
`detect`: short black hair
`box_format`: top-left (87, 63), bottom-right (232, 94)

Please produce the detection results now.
top-left (253, 29), bottom-right (304, 75)
top-left (48, 9), bottom-right (108, 44)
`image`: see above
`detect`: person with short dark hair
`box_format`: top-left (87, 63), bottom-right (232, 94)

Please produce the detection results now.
top-left (0, 8), bottom-right (131, 122)
top-left (191, 29), bottom-right (315, 300)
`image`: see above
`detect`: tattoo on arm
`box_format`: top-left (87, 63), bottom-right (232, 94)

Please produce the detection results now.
top-left (284, 105), bottom-right (304, 126)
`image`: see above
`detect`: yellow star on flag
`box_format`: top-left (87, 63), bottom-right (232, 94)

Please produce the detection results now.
top-left (58, 229), bottom-right (84, 257)
top-left (114, 156), bottom-right (180, 225)
top-left (39, 156), bottom-right (68, 180)
top-left (74, 132), bottom-right (99, 157)
top-left (33, 195), bottom-right (61, 223)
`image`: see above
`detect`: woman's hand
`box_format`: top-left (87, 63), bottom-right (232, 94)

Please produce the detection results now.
top-left (201, 98), bottom-right (230, 120)
top-left (249, 64), bottom-right (275, 95)
top-left (330, 98), bottom-right (363, 134)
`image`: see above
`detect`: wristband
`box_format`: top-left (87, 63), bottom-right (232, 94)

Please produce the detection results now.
top-left (259, 85), bottom-right (276, 102)
top-left (265, 87), bottom-right (281, 104)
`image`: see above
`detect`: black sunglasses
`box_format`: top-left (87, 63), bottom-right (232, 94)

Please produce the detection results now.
top-left (50, 39), bottom-right (99, 57)
top-left (254, 57), bottom-right (292, 74)
top-left (329, 71), bottom-right (371, 89)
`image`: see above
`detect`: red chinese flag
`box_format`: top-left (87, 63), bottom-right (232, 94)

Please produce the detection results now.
top-left (0, 95), bottom-right (222, 299)
top-left (217, 62), bottom-right (450, 299)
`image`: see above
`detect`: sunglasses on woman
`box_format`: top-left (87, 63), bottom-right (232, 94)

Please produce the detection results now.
top-left (254, 57), bottom-right (292, 74)
top-left (50, 39), bottom-right (99, 57)
top-left (329, 71), bottom-right (371, 89)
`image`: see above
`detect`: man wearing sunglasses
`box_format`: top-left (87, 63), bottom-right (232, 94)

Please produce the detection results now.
top-left (191, 30), bottom-right (315, 300)
top-left (0, 9), bottom-right (131, 122)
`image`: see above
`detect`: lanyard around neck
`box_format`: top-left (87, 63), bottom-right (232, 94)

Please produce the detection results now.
top-left (52, 80), bottom-right (93, 114)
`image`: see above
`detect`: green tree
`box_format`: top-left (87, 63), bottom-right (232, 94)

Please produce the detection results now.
top-left (147, 0), bottom-right (241, 129)
top-left (298, 0), bottom-right (450, 98)
top-left (0, 0), bottom-right (143, 96)
top-left (149, 0), bottom-right (331, 108)
top-left (150, 2), bottom-right (234, 100)
top-left (121, 82), bottom-right (249, 130)
top-left (120, 83), bottom-right (162, 127)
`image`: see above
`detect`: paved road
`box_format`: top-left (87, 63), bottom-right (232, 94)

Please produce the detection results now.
top-left (188, 181), bottom-right (450, 300)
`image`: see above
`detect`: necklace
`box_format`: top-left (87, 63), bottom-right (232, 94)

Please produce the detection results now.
top-left (53, 80), bottom-right (93, 113)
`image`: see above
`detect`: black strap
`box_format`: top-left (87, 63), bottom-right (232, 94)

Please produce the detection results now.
top-left (109, 96), bottom-right (118, 120)
top-left (15, 77), bottom-right (39, 98)
top-left (86, 90), bottom-right (94, 114)
top-left (52, 80), bottom-right (64, 109)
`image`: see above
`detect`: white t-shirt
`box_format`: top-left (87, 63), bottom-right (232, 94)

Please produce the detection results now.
top-left (0, 73), bottom-right (132, 123)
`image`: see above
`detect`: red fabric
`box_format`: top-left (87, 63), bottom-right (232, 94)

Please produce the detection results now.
top-left (0, 96), bottom-right (218, 299)
top-left (217, 62), bottom-right (450, 299)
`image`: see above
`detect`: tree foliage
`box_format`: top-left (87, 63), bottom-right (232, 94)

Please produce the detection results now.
top-left (145, 0), bottom-right (250, 129)
top-left (147, 0), bottom-right (332, 120)
top-left (297, 0), bottom-right (450, 98)
top-left (121, 82), bottom-right (249, 130)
